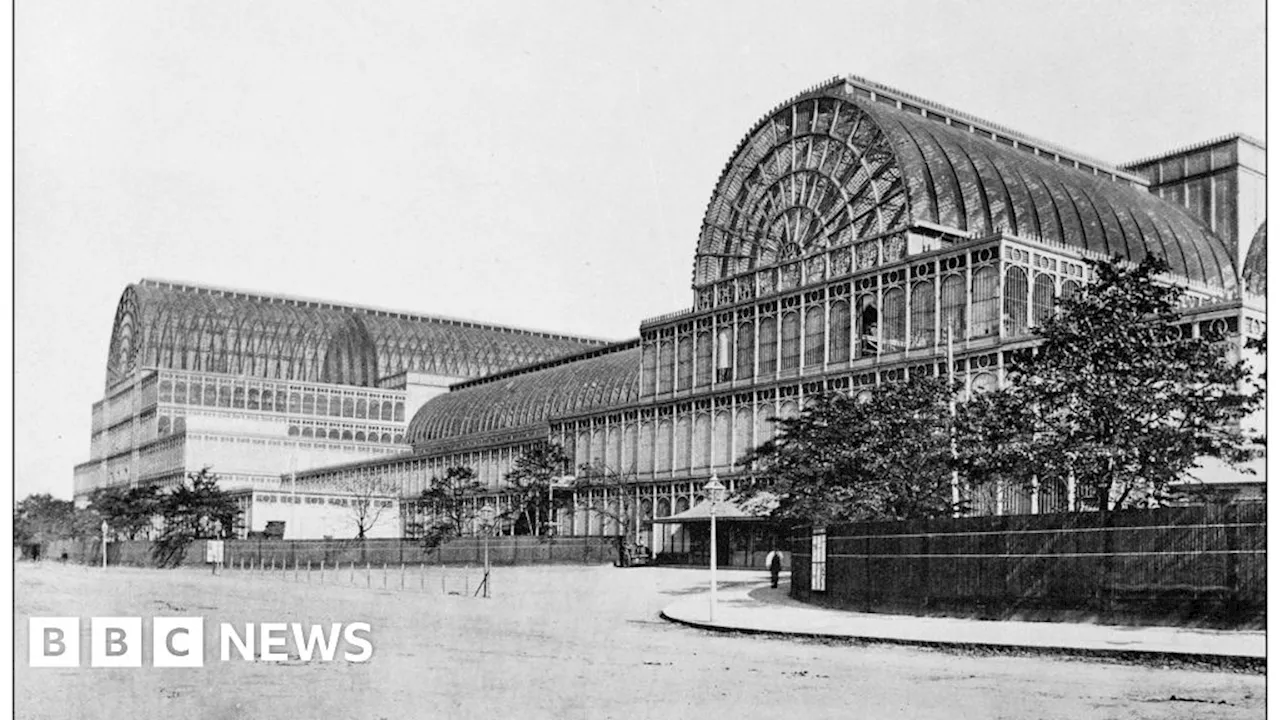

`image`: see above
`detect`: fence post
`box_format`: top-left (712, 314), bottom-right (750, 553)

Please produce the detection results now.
top-left (383, 562), bottom-right (388, 589)
top-left (307, 560), bottom-right (311, 584)
top-left (350, 561), bottom-right (355, 586)
top-left (400, 563), bottom-right (405, 590)
top-left (366, 562), bottom-right (371, 588)
top-left (1225, 503), bottom-right (1241, 618)
top-left (320, 559), bottom-right (325, 584)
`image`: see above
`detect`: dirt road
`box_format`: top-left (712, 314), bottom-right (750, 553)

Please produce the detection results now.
top-left (14, 562), bottom-right (1263, 719)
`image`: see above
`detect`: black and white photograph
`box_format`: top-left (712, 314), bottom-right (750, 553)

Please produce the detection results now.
top-left (12, 1), bottom-right (1268, 718)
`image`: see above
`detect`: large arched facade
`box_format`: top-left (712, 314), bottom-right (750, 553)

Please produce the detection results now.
top-left (77, 75), bottom-right (1265, 549)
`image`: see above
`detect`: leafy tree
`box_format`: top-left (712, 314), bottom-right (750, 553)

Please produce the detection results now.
top-left (504, 442), bottom-right (572, 535)
top-left (14, 494), bottom-right (99, 548)
top-left (152, 468), bottom-right (243, 566)
top-left (953, 383), bottom-right (1049, 504)
top-left (739, 377), bottom-right (962, 525)
top-left (341, 474), bottom-right (399, 539)
top-left (991, 255), bottom-right (1263, 514)
top-left (419, 466), bottom-right (485, 539)
top-left (87, 484), bottom-right (162, 540)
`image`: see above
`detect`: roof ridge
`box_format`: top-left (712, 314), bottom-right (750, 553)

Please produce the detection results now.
top-left (1119, 133), bottom-right (1267, 170)
top-left (448, 339), bottom-right (642, 392)
top-left (830, 74), bottom-right (1144, 182)
top-left (137, 277), bottom-right (613, 344)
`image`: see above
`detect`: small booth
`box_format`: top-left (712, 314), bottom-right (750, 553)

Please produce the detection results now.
top-left (651, 497), bottom-right (789, 569)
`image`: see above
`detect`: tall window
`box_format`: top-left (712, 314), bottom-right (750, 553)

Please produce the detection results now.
top-left (639, 421), bottom-right (654, 473)
top-left (606, 425), bottom-right (620, 470)
top-left (828, 300), bottom-right (850, 363)
top-left (693, 414), bottom-right (711, 468)
top-left (882, 288), bottom-right (906, 351)
top-left (1003, 266), bottom-right (1029, 337)
top-left (909, 279), bottom-right (936, 349)
top-left (757, 317), bottom-right (777, 376)
top-left (656, 419), bottom-right (672, 472)
top-left (658, 340), bottom-right (674, 394)
top-left (780, 311), bottom-right (801, 370)
top-left (622, 423), bottom-right (636, 472)
top-left (641, 344), bottom-right (657, 395)
top-left (675, 416), bottom-right (691, 471)
top-left (677, 337), bottom-right (693, 391)
top-left (755, 406), bottom-right (774, 444)
top-left (971, 266), bottom-right (999, 337)
top-left (1031, 274), bottom-right (1055, 327)
top-left (695, 332), bottom-right (713, 387)
top-left (856, 296), bottom-right (878, 356)
top-left (736, 322), bottom-right (755, 381)
top-left (716, 328), bottom-right (733, 382)
top-left (940, 274), bottom-right (966, 342)
top-left (804, 306), bottom-right (825, 367)
top-left (734, 408), bottom-right (753, 466)
top-left (715, 412), bottom-right (732, 467)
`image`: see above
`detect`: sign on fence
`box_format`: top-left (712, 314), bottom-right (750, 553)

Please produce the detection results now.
top-left (205, 540), bottom-right (225, 565)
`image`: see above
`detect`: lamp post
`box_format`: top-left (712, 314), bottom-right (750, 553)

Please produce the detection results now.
top-left (703, 476), bottom-right (726, 622)
top-left (479, 505), bottom-right (495, 598)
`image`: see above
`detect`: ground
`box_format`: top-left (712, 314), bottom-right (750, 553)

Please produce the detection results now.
top-left (14, 562), bottom-right (1264, 720)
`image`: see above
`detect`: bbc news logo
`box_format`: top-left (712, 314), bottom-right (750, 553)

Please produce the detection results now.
top-left (29, 617), bottom-right (373, 667)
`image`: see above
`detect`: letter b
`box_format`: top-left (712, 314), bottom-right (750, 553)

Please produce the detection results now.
top-left (29, 618), bottom-right (80, 667)
top-left (91, 617), bottom-right (142, 667)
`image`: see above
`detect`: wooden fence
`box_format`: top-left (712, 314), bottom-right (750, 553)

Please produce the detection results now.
top-left (789, 503), bottom-right (1265, 626)
top-left (39, 535), bottom-right (621, 568)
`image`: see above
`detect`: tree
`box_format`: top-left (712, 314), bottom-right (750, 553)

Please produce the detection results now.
top-left (152, 468), bottom-right (243, 567)
top-left (14, 494), bottom-right (98, 549)
top-left (419, 466), bottom-right (485, 539)
top-left (993, 255), bottom-right (1263, 514)
top-left (504, 442), bottom-right (572, 535)
top-left (953, 384), bottom-right (1048, 504)
top-left (738, 377), bottom-right (962, 525)
top-left (87, 484), bottom-right (162, 540)
top-left (342, 474), bottom-right (399, 539)
top-left (574, 461), bottom-right (645, 566)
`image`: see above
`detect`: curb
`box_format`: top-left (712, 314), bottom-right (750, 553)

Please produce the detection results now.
top-left (658, 609), bottom-right (1266, 672)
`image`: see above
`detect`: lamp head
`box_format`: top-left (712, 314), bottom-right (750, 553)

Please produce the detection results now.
top-left (703, 476), bottom-right (726, 502)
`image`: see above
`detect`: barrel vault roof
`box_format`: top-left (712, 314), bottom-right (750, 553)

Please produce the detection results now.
top-left (104, 279), bottom-right (609, 390)
top-left (694, 75), bottom-right (1239, 291)
top-left (405, 342), bottom-right (641, 449)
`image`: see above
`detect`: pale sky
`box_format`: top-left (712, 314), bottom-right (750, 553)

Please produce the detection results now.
top-left (15, 0), bottom-right (1265, 499)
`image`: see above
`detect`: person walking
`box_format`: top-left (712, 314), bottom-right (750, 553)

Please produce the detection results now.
top-left (766, 549), bottom-right (783, 589)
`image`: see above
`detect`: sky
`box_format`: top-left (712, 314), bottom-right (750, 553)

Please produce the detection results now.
top-left (15, 0), bottom-right (1266, 499)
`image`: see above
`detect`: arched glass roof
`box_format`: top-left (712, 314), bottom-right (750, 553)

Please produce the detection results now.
top-left (104, 280), bottom-right (607, 390)
top-left (695, 76), bottom-right (1238, 291)
top-left (405, 344), bottom-right (641, 449)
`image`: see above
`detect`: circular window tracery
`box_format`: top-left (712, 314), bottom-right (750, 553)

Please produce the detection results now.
top-left (696, 94), bottom-right (907, 287)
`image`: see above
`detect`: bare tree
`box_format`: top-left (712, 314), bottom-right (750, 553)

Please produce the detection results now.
top-left (575, 461), bottom-right (644, 566)
top-left (343, 474), bottom-right (400, 540)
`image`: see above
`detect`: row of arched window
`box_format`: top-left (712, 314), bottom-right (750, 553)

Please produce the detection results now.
top-left (641, 263), bottom-right (1081, 396)
top-left (156, 375), bottom-right (405, 423)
